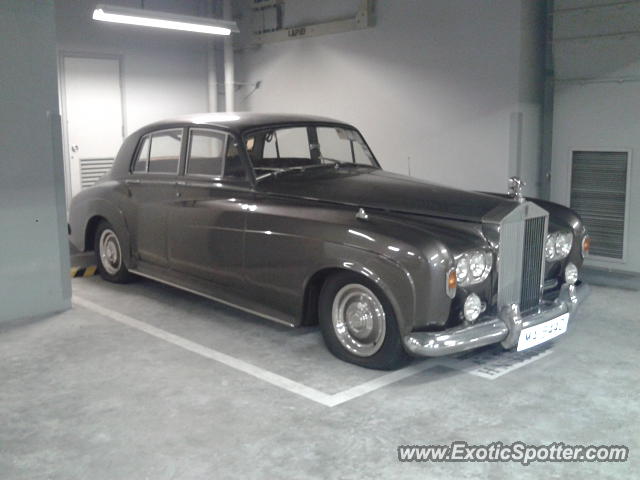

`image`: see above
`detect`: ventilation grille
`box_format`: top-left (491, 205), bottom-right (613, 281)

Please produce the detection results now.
top-left (570, 151), bottom-right (628, 259)
top-left (80, 157), bottom-right (114, 189)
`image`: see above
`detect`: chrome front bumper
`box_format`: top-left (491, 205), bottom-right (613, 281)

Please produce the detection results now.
top-left (403, 283), bottom-right (590, 357)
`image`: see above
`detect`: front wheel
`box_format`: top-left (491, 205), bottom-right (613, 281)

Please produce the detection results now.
top-left (319, 272), bottom-right (411, 370)
top-left (94, 220), bottom-right (133, 283)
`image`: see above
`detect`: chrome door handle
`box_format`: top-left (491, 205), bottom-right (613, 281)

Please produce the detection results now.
top-left (125, 178), bottom-right (141, 185)
top-left (175, 180), bottom-right (187, 186)
top-left (175, 191), bottom-right (182, 197)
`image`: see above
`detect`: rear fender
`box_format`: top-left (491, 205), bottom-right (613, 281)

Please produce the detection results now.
top-left (81, 199), bottom-right (132, 268)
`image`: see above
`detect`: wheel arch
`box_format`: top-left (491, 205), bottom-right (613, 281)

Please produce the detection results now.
top-left (300, 259), bottom-right (414, 335)
top-left (80, 200), bottom-right (132, 267)
top-left (84, 215), bottom-right (106, 252)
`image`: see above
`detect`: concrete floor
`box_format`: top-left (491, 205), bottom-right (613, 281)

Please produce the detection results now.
top-left (1, 276), bottom-right (638, 479)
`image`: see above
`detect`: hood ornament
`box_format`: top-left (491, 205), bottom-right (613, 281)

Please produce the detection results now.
top-left (508, 176), bottom-right (526, 203)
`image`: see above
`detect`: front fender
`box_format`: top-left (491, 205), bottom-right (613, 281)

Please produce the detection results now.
top-left (312, 246), bottom-right (417, 337)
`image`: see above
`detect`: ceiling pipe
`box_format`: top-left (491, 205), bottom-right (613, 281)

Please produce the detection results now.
top-left (207, 0), bottom-right (218, 112)
top-left (223, 0), bottom-right (235, 112)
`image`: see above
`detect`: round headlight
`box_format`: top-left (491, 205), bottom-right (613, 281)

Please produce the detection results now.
top-left (545, 234), bottom-right (556, 261)
top-left (555, 232), bottom-right (573, 258)
top-left (469, 252), bottom-right (486, 278)
top-left (455, 250), bottom-right (492, 286)
top-left (463, 293), bottom-right (482, 322)
top-left (456, 254), bottom-right (469, 283)
top-left (565, 262), bottom-right (578, 285)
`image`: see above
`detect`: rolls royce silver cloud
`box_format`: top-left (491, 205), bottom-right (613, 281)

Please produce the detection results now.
top-left (69, 113), bottom-right (590, 370)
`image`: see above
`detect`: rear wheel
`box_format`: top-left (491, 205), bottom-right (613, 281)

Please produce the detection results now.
top-left (319, 272), bottom-right (411, 370)
top-left (94, 220), bottom-right (133, 283)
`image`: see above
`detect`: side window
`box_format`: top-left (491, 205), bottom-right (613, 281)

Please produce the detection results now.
top-left (264, 127), bottom-right (310, 159)
top-left (133, 136), bottom-right (150, 172)
top-left (352, 141), bottom-right (373, 164)
top-left (223, 139), bottom-right (247, 180)
top-left (187, 129), bottom-right (225, 177)
top-left (148, 130), bottom-right (183, 174)
top-left (317, 127), bottom-right (351, 162)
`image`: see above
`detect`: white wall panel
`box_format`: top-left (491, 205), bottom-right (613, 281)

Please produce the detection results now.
top-left (552, 0), bottom-right (640, 271)
top-left (0, 0), bottom-right (71, 322)
top-left (235, 0), bottom-right (545, 195)
top-left (552, 82), bottom-right (640, 272)
top-left (55, 0), bottom-right (211, 137)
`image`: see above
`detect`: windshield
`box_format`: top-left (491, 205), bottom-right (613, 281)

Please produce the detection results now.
top-left (243, 125), bottom-right (378, 179)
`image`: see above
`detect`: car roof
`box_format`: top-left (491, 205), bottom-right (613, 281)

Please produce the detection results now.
top-left (135, 112), bottom-right (354, 136)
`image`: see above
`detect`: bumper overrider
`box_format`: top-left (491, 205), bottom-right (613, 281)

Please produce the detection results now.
top-left (403, 282), bottom-right (590, 357)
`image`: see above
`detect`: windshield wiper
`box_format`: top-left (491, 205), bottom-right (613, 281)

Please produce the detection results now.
top-left (255, 163), bottom-right (336, 182)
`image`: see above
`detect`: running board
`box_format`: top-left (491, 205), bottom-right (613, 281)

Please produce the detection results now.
top-left (129, 268), bottom-right (296, 328)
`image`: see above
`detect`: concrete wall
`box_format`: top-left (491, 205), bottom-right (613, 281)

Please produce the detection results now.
top-left (234, 0), bottom-right (546, 195)
top-left (551, 0), bottom-right (640, 272)
top-left (0, 0), bottom-right (71, 322)
top-left (54, 0), bottom-right (214, 134)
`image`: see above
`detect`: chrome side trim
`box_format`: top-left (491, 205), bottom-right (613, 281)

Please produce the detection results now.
top-left (403, 282), bottom-right (589, 357)
top-left (129, 269), bottom-right (296, 328)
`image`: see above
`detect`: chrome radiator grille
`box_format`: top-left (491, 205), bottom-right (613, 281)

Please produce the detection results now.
top-left (520, 217), bottom-right (546, 311)
top-left (496, 202), bottom-right (548, 313)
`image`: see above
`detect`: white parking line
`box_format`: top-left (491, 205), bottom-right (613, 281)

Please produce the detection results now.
top-left (73, 296), bottom-right (335, 406)
top-left (73, 296), bottom-right (553, 407)
top-left (73, 295), bottom-right (442, 407)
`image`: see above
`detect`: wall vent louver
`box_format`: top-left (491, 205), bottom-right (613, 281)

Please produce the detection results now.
top-left (570, 150), bottom-right (628, 260)
top-left (80, 157), bottom-right (114, 189)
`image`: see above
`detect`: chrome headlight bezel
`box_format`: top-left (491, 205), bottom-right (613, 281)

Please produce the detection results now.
top-left (455, 249), bottom-right (493, 286)
top-left (545, 231), bottom-right (573, 262)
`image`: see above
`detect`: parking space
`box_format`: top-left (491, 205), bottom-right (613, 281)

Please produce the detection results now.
top-left (2, 277), bottom-right (636, 478)
top-left (71, 277), bottom-right (561, 404)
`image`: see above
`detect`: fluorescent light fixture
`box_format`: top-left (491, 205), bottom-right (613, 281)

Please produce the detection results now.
top-left (93, 4), bottom-right (239, 36)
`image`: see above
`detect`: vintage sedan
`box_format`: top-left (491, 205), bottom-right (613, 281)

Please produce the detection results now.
top-left (69, 113), bottom-right (590, 370)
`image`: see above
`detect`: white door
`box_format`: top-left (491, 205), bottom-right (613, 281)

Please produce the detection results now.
top-left (62, 56), bottom-right (124, 199)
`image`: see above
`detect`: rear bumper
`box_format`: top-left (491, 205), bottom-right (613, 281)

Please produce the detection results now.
top-left (403, 282), bottom-right (590, 357)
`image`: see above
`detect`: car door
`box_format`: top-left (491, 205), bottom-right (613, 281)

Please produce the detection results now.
top-left (167, 128), bottom-right (251, 291)
top-left (126, 128), bottom-right (185, 268)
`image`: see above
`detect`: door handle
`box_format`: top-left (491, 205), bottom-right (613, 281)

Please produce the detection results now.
top-left (176, 191), bottom-right (182, 197)
top-left (125, 178), bottom-right (141, 185)
top-left (175, 180), bottom-right (187, 186)
top-left (71, 144), bottom-right (79, 153)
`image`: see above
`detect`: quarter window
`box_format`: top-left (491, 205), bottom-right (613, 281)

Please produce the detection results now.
top-left (133, 136), bottom-right (150, 172)
top-left (187, 129), bottom-right (226, 177)
top-left (148, 130), bottom-right (183, 174)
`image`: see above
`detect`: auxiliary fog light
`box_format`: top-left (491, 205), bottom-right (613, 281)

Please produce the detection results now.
top-left (463, 293), bottom-right (482, 322)
top-left (565, 262), bottom-right (578, 285)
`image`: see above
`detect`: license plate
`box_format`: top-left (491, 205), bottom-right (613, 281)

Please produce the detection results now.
top-left (517, 313), bottom-right (570, 351)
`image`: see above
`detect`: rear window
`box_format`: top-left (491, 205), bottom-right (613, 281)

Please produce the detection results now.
top-left (148, 130), bottom-right (183, 174)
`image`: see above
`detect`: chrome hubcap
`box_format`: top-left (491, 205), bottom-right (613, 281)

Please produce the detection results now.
top-left (331, 284), bottom-right (386, 357)
top-left (99, 229), bottom-right (122, 275)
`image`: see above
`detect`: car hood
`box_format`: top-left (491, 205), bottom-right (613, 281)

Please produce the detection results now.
top-left (257, 167), bottom-right (516, 222)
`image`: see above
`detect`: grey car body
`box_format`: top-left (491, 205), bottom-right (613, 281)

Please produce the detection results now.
top-left (69, 113), bottom-right (589, 367)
